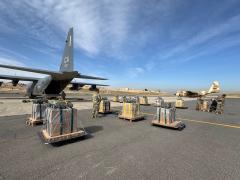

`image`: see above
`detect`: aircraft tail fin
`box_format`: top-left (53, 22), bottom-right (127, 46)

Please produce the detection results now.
top-left (60, 28), bottom-right (74, 72)
top-left (208, 81), bottom-right (220, 94)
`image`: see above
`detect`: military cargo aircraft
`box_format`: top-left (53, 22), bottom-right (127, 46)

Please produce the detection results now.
top-left (0, 28), bottom-right (108, 98)
top-left (175, 81), bottom-right (220, 98)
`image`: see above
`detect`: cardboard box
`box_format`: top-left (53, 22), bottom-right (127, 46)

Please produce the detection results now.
top-left (32, 103), bottom-right (47, 120)
top-left (201, 100), bottom-right (209, 111)
top-left (158, 108), bottom-right (176, 125)
top-left (140, 96), bottom-right (148, 104)
top-left (122, 102), bottom-right (139, 118)
top-left (45, 107), bottom-right (78, 137)
top-left (175, 99), bottom-right (184, 107)
top-left (99, 100), bottom-right (111, 113)
top-left (112, 96), bottom-right (119, 102)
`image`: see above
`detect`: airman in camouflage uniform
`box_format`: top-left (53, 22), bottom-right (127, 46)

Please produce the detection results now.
top-left (122, 96), bottom-right (127, 103)
top-left (196, 95), bottom-right (203, 111)
top-left (92, 89), bottom-right (102, 118)
top-left (217, 94), bottom-right (226, 114)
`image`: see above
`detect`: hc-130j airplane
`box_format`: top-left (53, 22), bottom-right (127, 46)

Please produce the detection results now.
top-left (0, 28), bottom-right (108, 98)
top-left (175, 81), bottom-right (220, 98)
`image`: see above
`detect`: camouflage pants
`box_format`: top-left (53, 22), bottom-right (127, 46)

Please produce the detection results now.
top-left (218, 102), bottom-right (224, 114)
top-left (196, 101), bottom-right (202, 111)
top-left (92, 104), bottom-right (100, 118)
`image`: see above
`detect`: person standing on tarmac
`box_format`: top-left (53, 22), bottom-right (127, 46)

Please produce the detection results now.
top-left (217, 94), bottom-right (226, 114)
top-left (92, 89), bottom-right (102, 118)
top-left (196, 95), bottom-right (203, 111)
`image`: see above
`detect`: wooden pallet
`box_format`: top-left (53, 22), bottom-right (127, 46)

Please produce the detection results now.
top-left (140, 103), bottom-right (151, 106)
top-left (151, 120), bottom-right (185, 130)
top-left (118, 114), bottom-right (144, 122)
top-left (99, 110), bottom-right (113, 114)
top-left (40, 129), bottom-right (87, 144)
top-left (175, 106), bottom-right (188, 109)
top-left (26, 117), bottom-right (43, 126)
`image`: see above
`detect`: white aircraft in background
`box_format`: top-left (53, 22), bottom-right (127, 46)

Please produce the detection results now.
top-left (175, 81), bottom-right (220, 98)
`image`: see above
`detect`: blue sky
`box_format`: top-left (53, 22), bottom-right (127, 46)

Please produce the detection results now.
top-left (0, 0), bottom-right (240, 92)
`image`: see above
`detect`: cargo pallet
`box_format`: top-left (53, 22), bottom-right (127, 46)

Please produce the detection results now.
top-left (118, 114), bottom-right (144, 122)
top-left (151, 120), bottom-right (185, 130)
top-left (140, 103), bottom-right (151, 106)
top-left (26, 117), bottom-right (43, 126)
top-left (40, 129), bottom-right (87, 144)
top-left (197, 108), bottom-right (209, 112)
top-left (175, 106), bottom-right (188, 109)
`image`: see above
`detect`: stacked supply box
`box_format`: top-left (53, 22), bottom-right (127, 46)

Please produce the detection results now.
top-left (40, 100), bottom-right (88, 143)
top-left (155, 97), bottom-right (164, 107)
top-left (157, 107), bottom-right (176, 125)
top-left (99, 99), bottom-right (111, 113)
top-left (45, 107), bottom-right (78, 137)
top-left (201, 100), bottom-right (209, 111)
top-left (119, 96), bottom-right (127, 103)
top-left (175, 98), bottom-right (184, 108)
top-left (112, 96), bottom-right (119, 102)
top-left (32, 103), bottom-right (48, 121)
top-left (140, 96), bottom-right (149, 105)
top-left (122, 102), bottom-right (139, 119)
top-left (153, 106), bottom-right (185, 130)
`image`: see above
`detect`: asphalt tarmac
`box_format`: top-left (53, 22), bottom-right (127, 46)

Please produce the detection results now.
top-left (0, 98), bottom-right (240, 180)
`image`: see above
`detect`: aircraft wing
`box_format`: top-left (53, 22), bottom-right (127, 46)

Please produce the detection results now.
top-left (71, 82), bottom-right (108, 86)
top-left (0, 74), bottom-right (39, 81)
top-left (76, 73), bottom-right (108, 80)
top-left (0, 64), bottom-right (62, 76)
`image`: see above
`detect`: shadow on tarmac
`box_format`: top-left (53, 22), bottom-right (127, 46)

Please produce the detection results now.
top-left (84, 125), bottom-right (103, 134)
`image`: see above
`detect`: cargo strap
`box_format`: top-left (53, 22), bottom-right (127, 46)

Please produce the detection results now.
top-left (60, 108), bottom-right (63, 135)
top-left (173, 109), bottom-right (176, 122)
top-left (157, 107), bottom-right (160, 122)
top-left (164, 109), bottom-right (167, 124)
top-left (71, 108), bottom-right (74, 133)
top-left (39, 104), bottom-right (42, 120)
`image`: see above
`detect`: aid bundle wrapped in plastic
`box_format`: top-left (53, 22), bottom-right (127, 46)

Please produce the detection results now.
top-left (99, 99), bottom-right (111, 113)
top-left (157, 107), bottom-right (176, 125)
top-left (32, 103), bottom-right (48, 120)
top-left (45, 107), bottom-right (78, 137)
top-left (122, 102), bottom-right (140, 118)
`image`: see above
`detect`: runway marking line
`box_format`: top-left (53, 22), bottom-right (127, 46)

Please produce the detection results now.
top-left (177, 118), bottom-right (240, 129)
top-left (141, 112), bottom-right (240, 129)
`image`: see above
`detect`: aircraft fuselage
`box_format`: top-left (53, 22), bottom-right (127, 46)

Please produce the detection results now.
top-left (26, 72), bottom-right (77, 98)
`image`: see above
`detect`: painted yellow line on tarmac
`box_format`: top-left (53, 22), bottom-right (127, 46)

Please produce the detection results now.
top-left (177, 118), bottom-right (240, 129)
top-left (141, 112), bottom-right (240, 129)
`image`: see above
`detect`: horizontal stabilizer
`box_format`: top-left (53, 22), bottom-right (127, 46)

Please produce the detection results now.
top-left (0, 74), bottom-right (39, 81)
top-left (0, 64), bottom-right (62, 76)
top-left (76, 74), bottom-right (108, 80)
